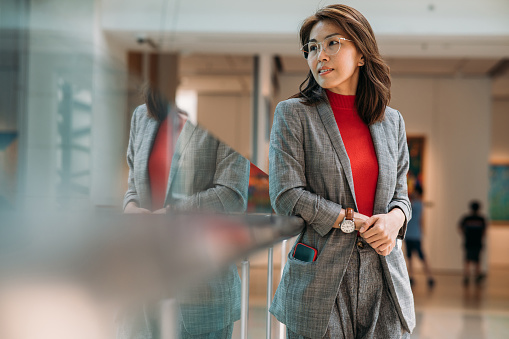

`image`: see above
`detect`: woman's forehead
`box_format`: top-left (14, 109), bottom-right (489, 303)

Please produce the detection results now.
top-left (309, 20), bottom-right (345, 40)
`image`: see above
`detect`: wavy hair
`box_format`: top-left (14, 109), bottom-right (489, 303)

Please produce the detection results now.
top-left (292, 4), bottom-right (391, 125)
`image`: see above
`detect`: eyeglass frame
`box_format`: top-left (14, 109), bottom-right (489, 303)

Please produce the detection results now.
top-left (300, 35), bottom-right (353, 59)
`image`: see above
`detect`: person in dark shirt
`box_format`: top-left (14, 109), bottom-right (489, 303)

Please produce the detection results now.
top-left (459, 201), bottom-right (487, 286)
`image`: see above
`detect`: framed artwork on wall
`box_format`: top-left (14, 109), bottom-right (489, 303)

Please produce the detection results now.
top-left (407, 136), bottom-right (425, 195)
top-left (489, 163), bottom-right (509, 222)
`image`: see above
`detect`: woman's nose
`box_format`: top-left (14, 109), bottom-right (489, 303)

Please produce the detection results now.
top-left (317, 45), bottom-right (329, 61)
top-left (318, 48), bottom-right (329, 61)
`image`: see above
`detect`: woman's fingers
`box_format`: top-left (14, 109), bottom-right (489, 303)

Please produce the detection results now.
top-left (124, 207), bottom-right (151, 214)
top-left (358, 213), bottom-right (398, 256)
top-left (375, 242), bottom-right (394, 256)
top-left (152, 207), bottom-right (167, 214)
top-left (359, 215), bottom-right (378, 233)
top-left (360, 215), bottom-right (388, 239)
top-left (367, 238), bottom-right (386, 248)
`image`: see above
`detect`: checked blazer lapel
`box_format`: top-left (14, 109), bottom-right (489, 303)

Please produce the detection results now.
top-left (138, 118), bottom-right (159, 208)
top-left (316, 98), bottom-right (358, 212)
top-left (164, 120), bottom-right (196, 206)
top-left (369, 120), bottom-right (391, 215)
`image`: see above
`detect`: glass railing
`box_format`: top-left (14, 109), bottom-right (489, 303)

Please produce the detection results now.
top-left (0, 211), bottom-right (304, 338)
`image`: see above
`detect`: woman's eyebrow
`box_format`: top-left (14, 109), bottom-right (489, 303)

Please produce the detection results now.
top-left (309, 33), bottom-right (342, 42)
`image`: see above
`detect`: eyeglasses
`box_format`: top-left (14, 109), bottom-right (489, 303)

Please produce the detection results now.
top-left (301, 35), bottom-right (353, 59)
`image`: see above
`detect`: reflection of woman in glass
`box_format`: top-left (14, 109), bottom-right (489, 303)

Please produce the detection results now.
top-left (123, 86), bottom-right (186, 215)
top-left (121, 86), bottom-right (250, 338)
top-left (124, 86), bottom-right (249, 215)
top-left (269, 5), bottom-right (414, 338)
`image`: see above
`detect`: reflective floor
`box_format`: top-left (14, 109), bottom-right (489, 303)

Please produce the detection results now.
top-left (409, 267), bottom-right (509, 339)
top-left (239, 266), bottom-right (509, 339)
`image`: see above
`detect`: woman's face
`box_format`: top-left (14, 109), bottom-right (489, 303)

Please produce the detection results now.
top-left (306, 20), bottom-right (364, 95)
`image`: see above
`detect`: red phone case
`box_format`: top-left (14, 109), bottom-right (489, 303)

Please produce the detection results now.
top-left (293, 242), bottom-right (317, 262)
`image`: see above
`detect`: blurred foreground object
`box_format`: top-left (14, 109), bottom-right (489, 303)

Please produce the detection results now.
top-left (0, 211), bottom-right (303, 339)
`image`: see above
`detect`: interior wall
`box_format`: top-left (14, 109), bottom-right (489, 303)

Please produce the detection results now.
top-left (90, 0), bottom-right (129, 209)
top-left (20, 0), bottom-right (129, 211)
top-left (392, 76), bottom-right (491, 271)
top-left (491, 99), bottom-right (509, 161)
top-left (196, 93), bottom-right (252, 161)
top-left (21, 0), bottom-right (96, 211)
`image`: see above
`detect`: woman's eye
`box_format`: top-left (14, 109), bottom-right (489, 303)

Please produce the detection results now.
top-left (309, 44), bottom-right (318, 52)
top-left (328, 40), bottom-right (339, 46)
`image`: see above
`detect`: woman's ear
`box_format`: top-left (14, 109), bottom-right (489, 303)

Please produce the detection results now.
top-left (358, 55), bottom-right (365, 66)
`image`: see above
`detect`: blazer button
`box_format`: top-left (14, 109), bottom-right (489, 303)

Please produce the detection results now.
top-left (357, 241), bottom-right (364, 249)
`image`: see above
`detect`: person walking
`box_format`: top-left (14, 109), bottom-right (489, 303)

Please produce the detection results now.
top-left (405, 185), bottom-right (435, 288)
top-left (459, 200), bottom-right (487, 286)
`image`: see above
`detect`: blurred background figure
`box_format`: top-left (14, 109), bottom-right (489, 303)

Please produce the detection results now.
top-left (405, 184), bottom-right (435, 289)
top-left (459, 201), bottom-right (487, 286)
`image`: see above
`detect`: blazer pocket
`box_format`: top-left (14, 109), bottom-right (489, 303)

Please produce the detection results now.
top-left (287, 250), bottom-right (318, 266)
top-left (284, 251), bottom-right (324, 334)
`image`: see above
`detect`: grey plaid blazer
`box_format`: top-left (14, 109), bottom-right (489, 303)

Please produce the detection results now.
top-left (123, 104), bottom-right (250, 335)
top-left (124, 104), bottom-right (250, 213)
top-left (269, 92), bottom-right (415, 338)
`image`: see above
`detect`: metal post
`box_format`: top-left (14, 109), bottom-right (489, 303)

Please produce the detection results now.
top-left (279, 240), bottom-right (287, 339)
top-left (160, 299), bottom-right (178, 339)
top-left (266, 247), bottom-right (273, 339)
top-left (252, 56), bottom-right (259, 166)
top-left (241, 259), bottom-right (250, 339)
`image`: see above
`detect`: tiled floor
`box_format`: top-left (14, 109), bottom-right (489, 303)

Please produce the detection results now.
top-left (233, 266), bottom-right (509, 339)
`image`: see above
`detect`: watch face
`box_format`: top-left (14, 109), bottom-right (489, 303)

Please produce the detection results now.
top-left (341, 220), bottom-right (355, 233)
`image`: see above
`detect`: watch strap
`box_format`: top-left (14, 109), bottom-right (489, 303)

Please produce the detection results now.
top-left (345, 207), bottom-right (354, 221)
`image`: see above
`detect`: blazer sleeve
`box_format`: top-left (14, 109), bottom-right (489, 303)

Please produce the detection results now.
top-left (123, 106), bottom-right (141, 210)
top-left (172, 142), bottom-right (250, 213)
top-left (388, 111), bottom-right (412, 239)
top-left (269, 101), bottom-right (342, 237)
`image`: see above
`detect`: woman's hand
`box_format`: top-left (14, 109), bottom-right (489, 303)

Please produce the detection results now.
top-left (124, 201), bottom-right (151, 214)
top-left (152, 205), bottom-right (170, 214)
top-left (359, 208), bottom-right (405, 256)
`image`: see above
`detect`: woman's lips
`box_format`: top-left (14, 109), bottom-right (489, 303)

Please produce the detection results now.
top-left (318, 68), bottom-right (333, 76)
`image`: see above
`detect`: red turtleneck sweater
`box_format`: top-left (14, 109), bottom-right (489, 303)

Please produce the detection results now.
top-left (148, 117), bottom-right (173, 210)
top-left (326, 90), bottom-right (379, 216)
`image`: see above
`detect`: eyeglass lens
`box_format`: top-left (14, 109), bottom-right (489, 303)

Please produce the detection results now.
top-left (303, 36), bottom-right (341, 59)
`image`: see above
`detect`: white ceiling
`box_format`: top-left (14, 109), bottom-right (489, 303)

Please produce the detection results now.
top-left (101, 0), bottom-right (509, 37)
top-left (100, 0), bottom-right (509, 60)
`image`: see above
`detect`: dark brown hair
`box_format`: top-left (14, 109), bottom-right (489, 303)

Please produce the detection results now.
top-left (142, 83), bottom-right (169, 122)
top-left (293, 4), bottom-right (391, 125)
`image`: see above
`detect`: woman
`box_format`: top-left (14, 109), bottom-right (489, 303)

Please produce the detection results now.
top-left (123, 85), bottom-right (187, 215)
top-left (121, 86), bottom-right (250, 338)
top-left (269, 4), bottom-right (414, 339)
top-left (124, 86), bottom-right (249, 215)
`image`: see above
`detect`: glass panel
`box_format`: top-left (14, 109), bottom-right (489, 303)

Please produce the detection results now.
top-left (0, 1), bottom-right (304, 338)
